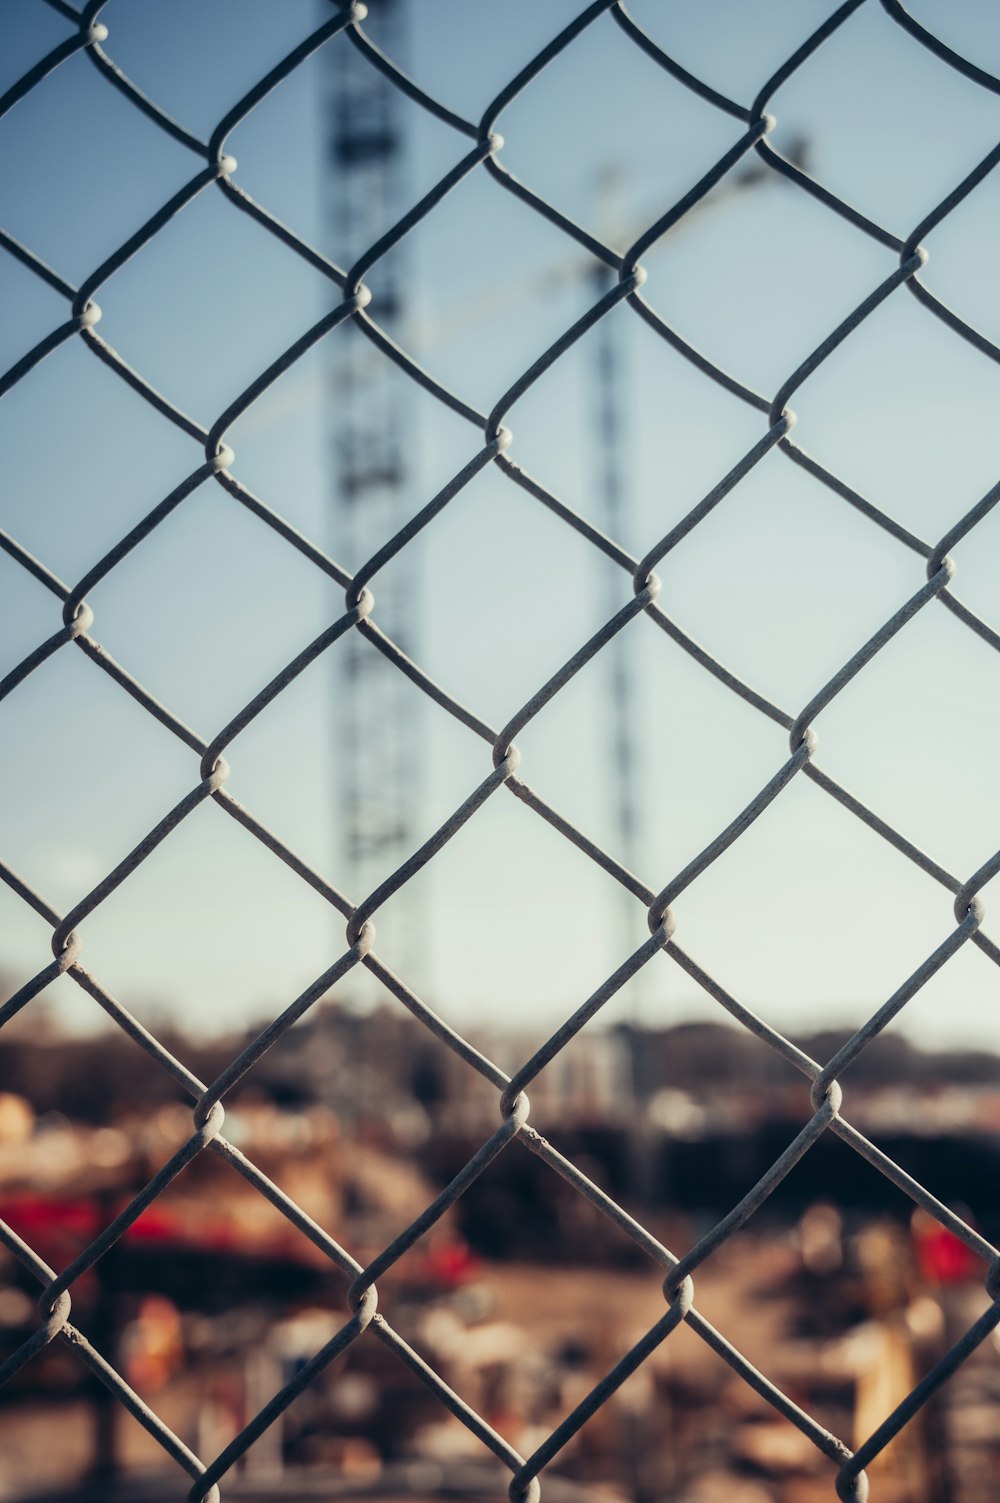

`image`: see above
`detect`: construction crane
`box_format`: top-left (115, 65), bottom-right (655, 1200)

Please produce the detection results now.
top-left (324, 0), bottom-right (423, 984)
top-left (323, 13), bottom-right (808, 998)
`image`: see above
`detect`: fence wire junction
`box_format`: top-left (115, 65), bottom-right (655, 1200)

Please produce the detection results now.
top-left (3, 2), bottom-right (1000, 1501)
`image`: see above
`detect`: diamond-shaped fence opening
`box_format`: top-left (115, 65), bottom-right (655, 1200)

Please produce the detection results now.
top-left (3, 2), bottom-right (1000, 1501)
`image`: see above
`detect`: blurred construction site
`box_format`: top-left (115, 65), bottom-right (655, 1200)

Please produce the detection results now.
top-left (2, 998), bottom-right (1000, 1503)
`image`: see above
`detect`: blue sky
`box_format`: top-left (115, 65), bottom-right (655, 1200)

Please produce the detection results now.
top-left (2, 0), bottom-right (1000, 1058)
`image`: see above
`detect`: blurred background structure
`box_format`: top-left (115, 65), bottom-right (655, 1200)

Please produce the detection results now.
top-left (3, 1), bottom-right (1000, 1501)
top-left (324, 0), bottom-right (423, 973)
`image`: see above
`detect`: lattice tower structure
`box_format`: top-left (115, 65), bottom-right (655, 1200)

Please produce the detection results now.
top-left (324, 0), bottom-right (421, 980)
top-left (589, 160), bottom-right (643, 993)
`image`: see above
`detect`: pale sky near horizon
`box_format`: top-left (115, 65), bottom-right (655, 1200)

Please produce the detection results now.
top-left (2, 0), bottom-right (1000, 1061)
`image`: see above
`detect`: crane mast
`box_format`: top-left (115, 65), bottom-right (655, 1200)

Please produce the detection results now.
top-left (325, 0), bottom-right (421, 976)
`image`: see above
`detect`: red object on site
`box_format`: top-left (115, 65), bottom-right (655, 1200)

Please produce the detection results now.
top-left (913, 1215), bottom-right (982, 1285)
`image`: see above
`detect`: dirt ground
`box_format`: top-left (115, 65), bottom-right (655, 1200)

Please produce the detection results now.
top-left (8, 1234), bottom-right (992, 1503)
top-left (0, 1240), bottom-right (804, 1502)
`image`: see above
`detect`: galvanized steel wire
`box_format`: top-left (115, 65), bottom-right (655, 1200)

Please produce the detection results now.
top-left (3, 2), bottom-right (1000, 1500)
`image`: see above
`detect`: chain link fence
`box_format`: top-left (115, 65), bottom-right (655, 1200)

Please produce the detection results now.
top-left (3, 1), bottom-right (1000, 1499)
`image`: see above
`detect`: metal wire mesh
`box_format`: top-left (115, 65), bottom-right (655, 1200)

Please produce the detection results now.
top-left (3, 2), bottom-right (1000, 1500)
